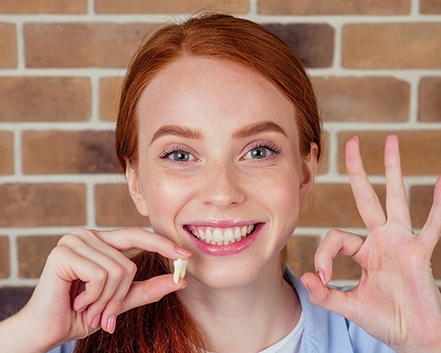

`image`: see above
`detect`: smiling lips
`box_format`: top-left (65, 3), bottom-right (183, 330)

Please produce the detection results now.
top-left (186, 224), bottom-right (257, 245)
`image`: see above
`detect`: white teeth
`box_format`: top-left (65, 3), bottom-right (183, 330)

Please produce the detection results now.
top-left (213, 229), bottom-right (223, 243)
top-left (206, 228), bottom-right (213, 242)
top-left (224, 228), bottom-right (234, 243)
top-left (173, 258), bottom-right (188, 284)
top-left (189, 225), bottom-right (256, 245)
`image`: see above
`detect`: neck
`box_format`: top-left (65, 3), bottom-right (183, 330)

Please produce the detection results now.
top-left (178, 263), bottom-right (301, 353)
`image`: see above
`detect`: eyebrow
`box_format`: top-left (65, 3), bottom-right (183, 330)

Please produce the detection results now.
top-left (150, 125), bottom-right (202, 144)
top-left (232, 121), bottom-right (287, 139)
top-left (150, 121), bottom-right (287, 144)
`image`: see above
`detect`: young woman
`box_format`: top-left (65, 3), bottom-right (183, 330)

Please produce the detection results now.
top-left (1, 14), bottom-right (440, 353)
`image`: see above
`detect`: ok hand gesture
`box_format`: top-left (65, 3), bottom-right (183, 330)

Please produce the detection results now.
top-left (302, 135), bottom-right (441, 352)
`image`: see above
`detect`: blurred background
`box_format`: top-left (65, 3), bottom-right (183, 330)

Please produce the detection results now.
top-left (0, 0), bottom-right (440, 319)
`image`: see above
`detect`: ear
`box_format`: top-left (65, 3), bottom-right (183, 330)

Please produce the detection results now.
top-left (125, 161), bottom-right (149, 217)
top-left (299, 143), bottom-right (319, 206)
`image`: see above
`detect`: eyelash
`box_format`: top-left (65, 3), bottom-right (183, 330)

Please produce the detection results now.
top-left (244, 141), bottom-right (282, 158)
top-left (159, 145), bottom-right (196, 160)
top-left (158, 141), bottom-right (282, 161)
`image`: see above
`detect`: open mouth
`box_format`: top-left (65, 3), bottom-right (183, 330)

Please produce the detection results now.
top-left (185, 224), bottom-right (259, 246)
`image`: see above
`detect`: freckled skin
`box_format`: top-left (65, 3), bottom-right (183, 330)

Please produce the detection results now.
top-left (128, 57), bottom-right (316, 291)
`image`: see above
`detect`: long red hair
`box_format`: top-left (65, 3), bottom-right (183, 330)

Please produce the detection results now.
top-left (75, 13), bottom-right (322, 353)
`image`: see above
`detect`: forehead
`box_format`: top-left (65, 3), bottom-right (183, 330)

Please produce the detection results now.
top-left (136, 57), bottom-right (298, 140)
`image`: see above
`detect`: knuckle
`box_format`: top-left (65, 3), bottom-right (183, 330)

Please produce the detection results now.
top-left (108, 263), bottom-right (125, 280)
top-left (70, 227), bottom-right (97, 241)
top-left (57, 233), bottom-right (81, 248)
top-left (94, 267), bottom-right (108, 283)
top-left (325, 229), bottom-right (340, 240)
top-left (48, 244), bottom-right (71, 262)
top-left (125, 260), bottom-right (138, 278)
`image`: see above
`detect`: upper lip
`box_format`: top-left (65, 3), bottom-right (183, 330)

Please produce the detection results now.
top-left (183, 219), bottom-right (260, 228)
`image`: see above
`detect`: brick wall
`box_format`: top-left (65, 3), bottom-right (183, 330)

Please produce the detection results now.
top-left (0, 0), bottom-right (440, 316)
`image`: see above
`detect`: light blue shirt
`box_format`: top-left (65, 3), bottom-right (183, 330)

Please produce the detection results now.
top-left (49, 268), bottom-right (395, 353)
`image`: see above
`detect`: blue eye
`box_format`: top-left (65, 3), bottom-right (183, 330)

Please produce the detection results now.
top-left (243, 142), bottom-right (281, 160)
top-left (170, 151), bottom-right (193, 161)
top-left (160, 146), bottom-right (196, 162)
top-left (247, 147), bottom-right (271, 159)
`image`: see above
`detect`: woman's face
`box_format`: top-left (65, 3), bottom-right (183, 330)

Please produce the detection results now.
top-left (128, 57), bottom-right (317, 289)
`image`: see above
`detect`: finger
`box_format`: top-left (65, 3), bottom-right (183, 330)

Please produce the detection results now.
top-left (47, 246), bottom-right (108, 312)
top-left (420, 176), bottom-right (441, 250)
top-left (91, 228), bottom-right (192, 260)
top-left (314, 229), bottom-right (365, 285)
top-left (346, 137), bottom-right (386, 231)
top-left (120, 274), bottom-right (187, 314)
top-left (301, 272), bottom-right (355, 320)
top-left (58, 234), bottom-right (139, 329)
top-left (98, 259), bottom-right (138, 334)
top-left (384, 135), bottom-right (412, 229)
top-left (84, 257), bottom-right (136, 331)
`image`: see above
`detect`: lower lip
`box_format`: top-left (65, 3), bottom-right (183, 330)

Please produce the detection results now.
top-left (186, 224), bottom-right (263, 256)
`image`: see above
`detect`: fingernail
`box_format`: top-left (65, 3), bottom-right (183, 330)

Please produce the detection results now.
top-left (91, 314), bottom-right (101, 329)
top-left (107, 315), bottom-right (116, 334)
top-left (175, 246), bottom-right (191, 257)
top-left (316, 269), bottom-right (327, 285)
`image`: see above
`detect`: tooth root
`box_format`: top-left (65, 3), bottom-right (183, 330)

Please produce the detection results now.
top-left (173, 258), bottom-right (188, 284)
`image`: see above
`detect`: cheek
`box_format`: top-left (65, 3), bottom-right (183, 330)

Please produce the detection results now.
top-left (264, 169), bottom-right (303, 223)
top-left (142, 173), bottom-right (193, 230)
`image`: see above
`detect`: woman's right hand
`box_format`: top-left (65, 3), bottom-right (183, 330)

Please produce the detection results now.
top-left (13, 227), bottom-right (191, 351)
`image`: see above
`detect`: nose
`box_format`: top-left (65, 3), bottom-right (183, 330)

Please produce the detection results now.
top-left (198, 162), bottom-right (246, 208)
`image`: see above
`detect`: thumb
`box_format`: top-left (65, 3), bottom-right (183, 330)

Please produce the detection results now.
top-left (301, 272), bottom-right (354, 319)
top-left (121, 274), bottom-right (186, 313)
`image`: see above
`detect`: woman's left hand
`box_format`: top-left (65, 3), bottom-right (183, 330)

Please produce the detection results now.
top-left (301, 135), bottom-right (441, 353)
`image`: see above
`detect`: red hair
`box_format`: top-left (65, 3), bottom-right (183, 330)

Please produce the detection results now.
top-left (75, 13), bottom-right (322, 353)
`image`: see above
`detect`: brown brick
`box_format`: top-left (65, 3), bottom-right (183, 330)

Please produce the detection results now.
top-left (95, 184), bottom-right (149, 227)
top-left (0, 77), bottom-right (90, 122)
top-left (25, 23), bottom-right (157, 68)
top-left (421, 0), bottom-right (441, 14)
top-left (343, 23), bottom-right (441, 69)
top-left (410, 185), bottom-right (435, 229)
top-left (17, 235), bottom-right (61, 278)
top-left (286, 234), bottom-right (361, 280)
top-left (22, 130), bottom-right (119, 174)
top-left (0, 236), bottom-right (10, 278)
top-left (259, 0), bottom-right (410, 15)
top-left (95, 0), bottom-right (248, 13)
top-left (338, 131), bottom-right (441, 176)
top-left (0, 131), bottom-right (14, 175)
top-left (286, 235), bottom-right (320, 275)
top-left (0, 23), bottom-right (16, 68)
top-left (0, 183), bottom-right (86, 227)
top-left (318, 134), bottom-right (329, 175)
top-left (299, 183), bottom-right (386, 227)
top-left (0, 0), bottom-right (87, 13)
top-left (265, 23), bottom-right (334, 68)
top-left (333, 253), bottom-right (361, 280)
top-left (100, 77), bottom-right (124, 122)
top-left (432, 241), bottom-right (441, 278)
top-left (314, 77), bottom-right (409, 122)
top-left (419, 77), bottom-right (441, 122)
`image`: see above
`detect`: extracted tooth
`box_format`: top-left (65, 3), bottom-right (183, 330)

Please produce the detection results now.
top-left (173, 258), bottom-right (188, 284)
